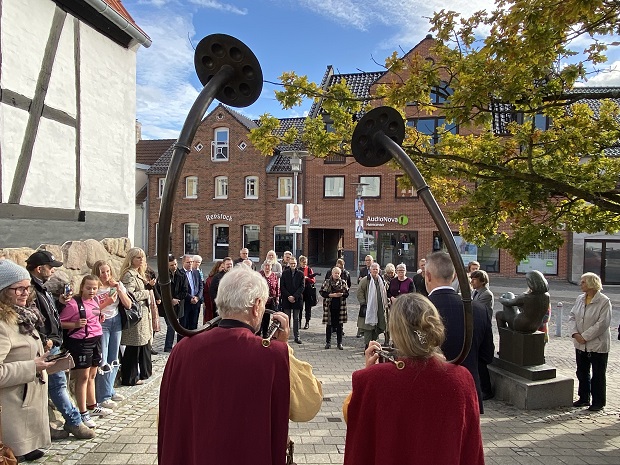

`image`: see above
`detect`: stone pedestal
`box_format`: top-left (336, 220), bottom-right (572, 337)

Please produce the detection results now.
top-left (491, 328), bottom-right (573, 409)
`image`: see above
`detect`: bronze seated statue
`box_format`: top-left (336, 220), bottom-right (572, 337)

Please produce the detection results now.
top-left (496, 270), bottom-right (550, 333)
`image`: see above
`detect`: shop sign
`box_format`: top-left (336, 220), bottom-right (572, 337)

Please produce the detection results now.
top-left (365, 215), bottom-right (409, 227)
top-left (205, 213), bottom-right (233, 222)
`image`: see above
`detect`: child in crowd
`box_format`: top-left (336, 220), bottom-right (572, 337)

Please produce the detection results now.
top-left (60, 275), bottom-right (114, 428)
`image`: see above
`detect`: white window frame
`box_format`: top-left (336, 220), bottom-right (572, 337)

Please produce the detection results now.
top-left (243, 224), bottom-right (260, 259)
top-left (185, 176), bottom-right (198, 199)
top-left (278, 177), bottom-right (293, 199)
top-left (211, 127), bottom-right (229, 161)
top-left (158, 178), bottom-right (166, 198)
top-left (184, 223), bottom-right (199, 255)
top-left (245, 176), bottom-right (259, 199)
top-left (324, 176), bottom-right (345, 198)
top-left (215, 176), bottom-right (228, 199)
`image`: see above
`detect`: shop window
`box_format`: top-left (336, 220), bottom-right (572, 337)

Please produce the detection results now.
top-left (215, 176), bottom-right (228, 199)
top-left (245, 176), bottom-right (259, 198)
top-left (477, 244), bottom-right (500, 273)
top-left (518, 250), bottom-right (558, 275)
top-left (278, 177), bottom-right (292, 199)
top-left (185, 176), bottom-right (198, 199)
top-left (324, 176), bottom-right (345, 198)
top-left (274, 226), bottom-right (293, 255)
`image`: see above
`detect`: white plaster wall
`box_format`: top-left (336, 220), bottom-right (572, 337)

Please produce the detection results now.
top-left (45, 14), bottom-right (77, 117)
top-left (0, 0), bottom-right (54, 98)
top-left (78, 22), bottom-right (137, 237)
top-left (0, 106), bottom-right (29, 200)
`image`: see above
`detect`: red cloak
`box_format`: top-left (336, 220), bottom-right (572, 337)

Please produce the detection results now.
top-left (344, 357), bottom-right (484, 465)
top-left (158, 320), bottom-right (290, 465)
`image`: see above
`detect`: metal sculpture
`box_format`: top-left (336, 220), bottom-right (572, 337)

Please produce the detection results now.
top-left (351, 106), bottom-right (473, 365)
top-left (157, 34), bottom-right (263, 337)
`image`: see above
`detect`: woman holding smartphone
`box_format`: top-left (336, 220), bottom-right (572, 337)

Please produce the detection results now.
top-left (92, 260), bottom-right (132, 409)
top-left (0, 260), bottom-right (55, 462)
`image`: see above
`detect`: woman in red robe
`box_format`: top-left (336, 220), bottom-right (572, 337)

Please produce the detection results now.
top-left (343, 293), bottom-right (484, 465)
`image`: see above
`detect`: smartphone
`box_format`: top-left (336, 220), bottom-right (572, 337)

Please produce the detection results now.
top-left (64, 284), bottom-right (72, 296)
top-left (109, 287), bottom-right (117, 297)
top-left (47, 350), bottom-right (68, 362)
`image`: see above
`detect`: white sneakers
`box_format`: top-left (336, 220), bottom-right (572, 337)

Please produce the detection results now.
top-left (88, 404), bottom-right (113, 417)
top-left (80, 412), bottom-right (97, 429)
top-left (111, 393), bottom-right (125, 402)
top-left (99, 399), bottom-right (117, 409)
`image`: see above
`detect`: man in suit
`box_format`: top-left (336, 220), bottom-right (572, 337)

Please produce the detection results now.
top-left (179, 254), bottom-right (204, 337)
top-left (425, 252), bottom-right (494, 413)
top-left (470, 269), bottom-right (495, 399)
top-left (209, 257), bottom-right (233, 316)
top-left (412, 258), bottom-right (428, 296)
top-left (280, 257), bottom-right (305, 344)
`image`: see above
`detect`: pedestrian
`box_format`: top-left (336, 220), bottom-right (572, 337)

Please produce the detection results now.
top-left (386, 263), bottom-right (415, 345)
top-left (202, 260), bottom-right (222, 325)
top-left (120, 247), bottom-right (154, 386)
top-left (158, 265), bottom-right (323, 465)
top-left (383, 263), bottom-right (396, 285)
top-left (26, 251), bottom-right (95, 439)
top-left (259, 260), bottom-right (280, 337)
top-left (156, 255), bottom-right (189, 352)
top-left (357, 263), bottom-right (388, 348)
top-left (209, 257), bottom-right (233, 316)
top-left (320, 266), bottom-right (349, 350)
top-left (180, 254), bottom-right (203, 335)
top-left (91, 260), bottom-right (131, 409)
top-left (298, 255), bottom-right (316, 330)
top-left (280, 257), bottom-right (305, 344)
top-left (568, 272), bottom-right (612, 412)
top-left (342, 293), bottom-right (484, 465)
top-left (470, 269), bottom-right (495, 400)
top-left (0, 259), bottom-right (55, 462)
top-left (412, 258), bottom-right (428, 296)
top-left (262, 250), bottom-right (283, 278)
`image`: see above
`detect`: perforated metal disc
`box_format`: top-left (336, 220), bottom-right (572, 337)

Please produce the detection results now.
top-left (351, 106), bottom-right (405, 167)
top-left (194, 34), bottom-right (263, 108)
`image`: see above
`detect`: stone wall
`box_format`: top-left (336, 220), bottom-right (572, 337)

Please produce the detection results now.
top-left (0, 237), bottom-right (132, 293)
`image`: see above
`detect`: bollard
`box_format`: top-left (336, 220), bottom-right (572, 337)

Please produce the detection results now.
top-left (555, 302), bottom-right (563, 337)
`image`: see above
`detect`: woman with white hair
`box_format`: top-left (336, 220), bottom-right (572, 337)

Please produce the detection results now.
top-left (568, 272), bottom-right (612, 412)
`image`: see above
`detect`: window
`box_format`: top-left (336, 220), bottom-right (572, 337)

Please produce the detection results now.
top-left (478, 244), bottom-right (500, 273)
top-left (324, 176), bottom-right (345, 198)
top-left (517, 250), bottom-right (558, 275)
top-left (278, 177), bottom-right (293, 199)
top-left (185, 176), bottom-right (198, 199)
top-left (245, 176), bottom-right (259, 198)
top-left (158, 178), bottom-right (166, 198)
top-left (215, 176), bottom-right (228, 199)
top-left (274, 226), bottom-right (293, 255)
top-left (359, 176), bottom-right (381, 198)
top-left (395, 175), bottom-right (417, 198)
top-left (211, 127), bottom-right (229, 161)
top-left (243, 225), bottom-right (260, 259)
top-left (184, 224), bottom-right (199, 255)
top-left (407, 83), bottom-right (453, 106)
top-left (407, 118), bottom-right (457, 145)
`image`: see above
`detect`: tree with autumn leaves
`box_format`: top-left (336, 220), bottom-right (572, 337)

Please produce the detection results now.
top-left (249, 0), bottom-right (620, 261)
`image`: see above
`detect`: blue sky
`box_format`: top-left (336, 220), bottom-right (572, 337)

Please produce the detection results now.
top-left (125, 0), bottom-right (620, 140)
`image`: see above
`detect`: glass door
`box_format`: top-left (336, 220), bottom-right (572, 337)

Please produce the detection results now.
top-left (213, 225), bottom-right (229, 260)
top-left (584, 240), bottom-right (620, 285)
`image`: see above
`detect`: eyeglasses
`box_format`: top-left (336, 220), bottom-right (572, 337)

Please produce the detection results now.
top-left (396, 268), bottom-right (406, 272)
top-left (7, 285), bottom-right (32, 295)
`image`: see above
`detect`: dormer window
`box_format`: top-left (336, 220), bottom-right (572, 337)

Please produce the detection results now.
top-left (211, 127), bottom-right (229, 161)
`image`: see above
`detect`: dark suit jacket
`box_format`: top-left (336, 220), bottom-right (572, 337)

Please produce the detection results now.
top-left (157, 269), bottom-right (189, 318)
top-left (412, 273), bottom-right (428, 296)
top-left (473, 286), bottom-right (494, 319)
top-left (184, 269), bottom-right (204, 304)
top-left (280, 267), bottom-right (305, 310)
top-left (428, 288), bottom-right (494, 413)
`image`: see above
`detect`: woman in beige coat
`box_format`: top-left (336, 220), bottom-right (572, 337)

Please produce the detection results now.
top-left (120, 248), bottom-right (155, 386)
top-left (0, 260), bottom-right (54, 462)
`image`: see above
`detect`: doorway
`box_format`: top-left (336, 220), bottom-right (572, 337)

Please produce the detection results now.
top-left (213, 224), bottom-right (229, 260)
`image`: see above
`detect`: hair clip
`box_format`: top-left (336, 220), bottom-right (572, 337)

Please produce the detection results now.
top-left (414, 330), bottom-right (427, 345)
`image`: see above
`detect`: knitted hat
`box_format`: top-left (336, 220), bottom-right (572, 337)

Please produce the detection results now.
top-left (0, 259), bottom-right (31, 292)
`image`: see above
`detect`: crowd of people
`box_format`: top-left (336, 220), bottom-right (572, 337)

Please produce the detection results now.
top-left (1, 244), bottom-right (613, 464)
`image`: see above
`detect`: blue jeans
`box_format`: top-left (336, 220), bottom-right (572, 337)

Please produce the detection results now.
top-left (48, 346), bottom-right (82, 426)
top-left (95, 312), bottom-right (122, 403)
top-left (163, 312), bottom-right (176, 351)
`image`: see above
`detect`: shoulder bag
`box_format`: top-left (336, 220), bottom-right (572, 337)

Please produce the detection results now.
top-left (0, 405), bottom-right (18, 465)
top-left (119, 291), bottom-right (143, 330)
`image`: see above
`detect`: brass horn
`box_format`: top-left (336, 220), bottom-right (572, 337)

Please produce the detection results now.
top-left (351, 106), bottom-right (473, 365)
top-left (157, 34), bottom-right (263, 338)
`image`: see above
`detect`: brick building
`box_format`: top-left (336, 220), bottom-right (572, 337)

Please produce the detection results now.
top-left (146, 104), bottom-right (305, 262)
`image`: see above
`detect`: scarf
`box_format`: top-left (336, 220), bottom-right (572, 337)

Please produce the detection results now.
top-left (15, 304), bottom-right (44, 339)
top-left (365, 275), bottom-right (385, 326)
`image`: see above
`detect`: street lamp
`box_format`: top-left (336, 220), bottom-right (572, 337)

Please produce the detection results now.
top-left (351, 182), bottom-right (368, 278)
top-left (282, 150), bottom-right (308, 258)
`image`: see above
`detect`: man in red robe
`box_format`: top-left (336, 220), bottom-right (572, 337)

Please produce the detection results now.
top-left (158, 264), bottom-right (322, 465)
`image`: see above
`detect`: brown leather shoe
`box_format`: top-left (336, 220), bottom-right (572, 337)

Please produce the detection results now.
top-left (64, 422), bottom-right (96, 439)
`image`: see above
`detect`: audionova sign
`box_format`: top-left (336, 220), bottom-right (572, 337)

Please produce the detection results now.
top-left (365, 215), bottom-right (409, 227)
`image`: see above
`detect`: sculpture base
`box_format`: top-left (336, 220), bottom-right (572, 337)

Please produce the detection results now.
top-left (489, 359), bottom-right (574, 410)
top-left (498, 328), bottom-right (546, 366)
top-left (492, 357), bottom-right (556, 381)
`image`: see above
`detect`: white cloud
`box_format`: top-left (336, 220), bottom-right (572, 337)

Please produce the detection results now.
top-left (189, 0), bottom-right (248, 14)
top-left (581, 61), bottom-right (620, 86)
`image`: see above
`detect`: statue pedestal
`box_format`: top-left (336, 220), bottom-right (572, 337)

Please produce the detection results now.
top-left (490, 328), bottom-right (573, 409)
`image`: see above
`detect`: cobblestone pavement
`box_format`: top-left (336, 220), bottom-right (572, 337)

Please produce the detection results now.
top-left (40, 274), bottom-right (620, 464)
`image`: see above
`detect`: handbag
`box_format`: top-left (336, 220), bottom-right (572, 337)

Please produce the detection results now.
top-left (359, 304), bottom-right (367, 318)
top-left (0, 405), bottom-right (18, 465)
top-left (47, 353), bottom-right (75, 375)
top-left (308, 284), bottom-right (318, 307)
top-left (119, 292), bottom-right (143, 330)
